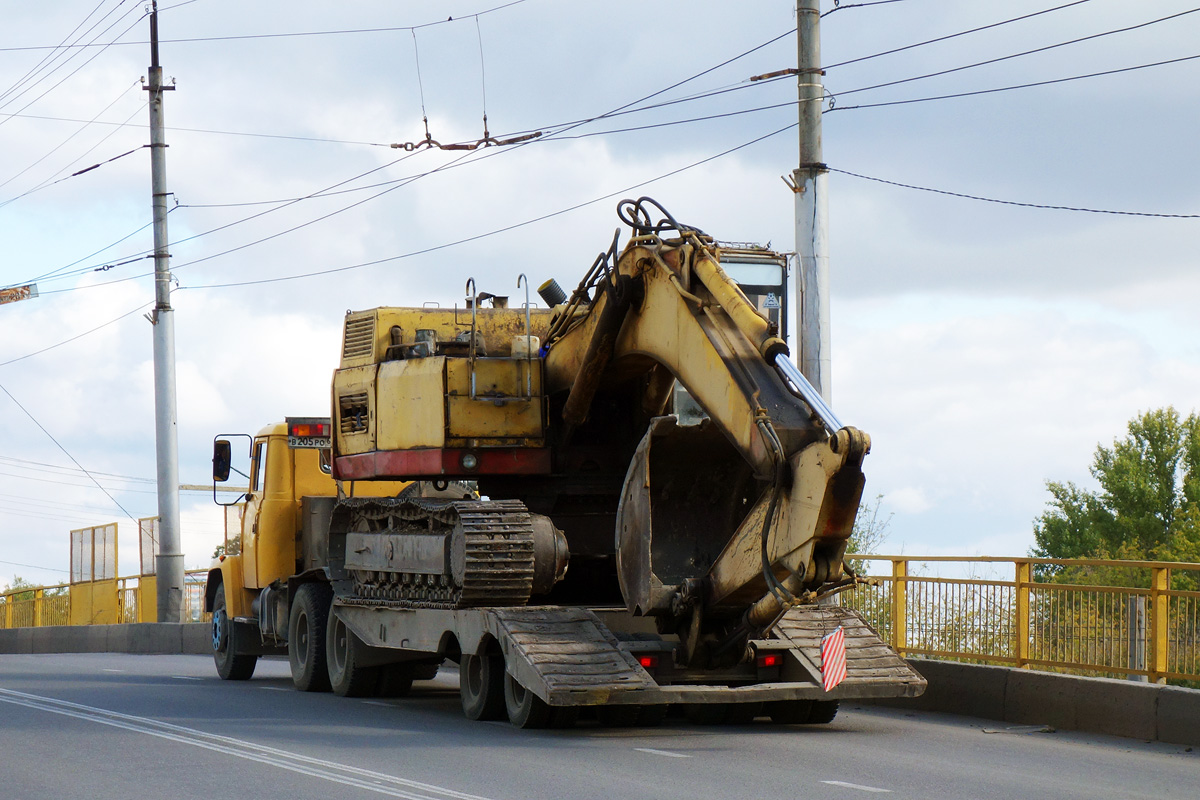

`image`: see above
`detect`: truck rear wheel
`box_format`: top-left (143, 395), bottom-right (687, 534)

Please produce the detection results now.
top-left (459, 653), bottom-right (505, 720)
top-left (326, 610), bottom-right (379, 697)
top-left (289, 582), bottom-right (332, 692)
top-left (212, 583), bottom-right (257, 681)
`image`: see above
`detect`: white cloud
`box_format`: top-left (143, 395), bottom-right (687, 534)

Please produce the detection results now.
top-left (4, 0), bottom-right (1200, 586)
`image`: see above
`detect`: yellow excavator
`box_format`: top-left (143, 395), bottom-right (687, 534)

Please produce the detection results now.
top-left (207, 197), bottom-right (923, 728)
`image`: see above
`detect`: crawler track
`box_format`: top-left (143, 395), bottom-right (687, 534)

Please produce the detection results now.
top-left (335, 497), bottom-right (535, 609)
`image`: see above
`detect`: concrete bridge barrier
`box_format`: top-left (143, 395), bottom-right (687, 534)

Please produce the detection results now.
top-left (0, 623), bottom-right (210, 656)
top-left (867, 658), bottom-right (1200, 748)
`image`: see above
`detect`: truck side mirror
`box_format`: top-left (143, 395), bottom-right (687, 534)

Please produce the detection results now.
top-left (213, 439), bottom-right (232, 482)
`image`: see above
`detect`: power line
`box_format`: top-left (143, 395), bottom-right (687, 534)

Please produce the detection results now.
top-left (0, 456), bottom-right (154, 484)
top-left (0, 144), bottom-right (146, 210)
top-left (0, 0), bottom-right (531, 53)
top-left (822, 0), bottom-right (910, 18)
top-left (19, 27), bottom-right (800, 293)
top-left (176, 121), bottom-right (799, 291)
top-left (0, 4), bottom-right (145, 124)
top-left (0, 467), bottom-right (158, 495)
top-left (0, 558), bottom-right (69, 575)
top-left (0, 381), bottom-right (143, 523)
top-left (830, 7), bottom-right (1200, 102)
top-left (0, 0), bottom-right (126, 107)
top-left (830, 167), bottom-right (1200, 218)
top-left (828, 51), bottom-right (1200, 111)
top-left (824, 0), bottom-right (1094, 70)
top-left (0, 302), bottom-right (152, 368)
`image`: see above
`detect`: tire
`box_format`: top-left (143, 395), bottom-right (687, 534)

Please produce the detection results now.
top-left (288, 582), bottom-right (333, 692)
top-left (726, 702), bottom-right (763, 725)
top-left (326, 610), bottom-right (379, 697)
top-left (504, 671), bottom-right (553, 729)
top-left (597, 704), bottom-right (642, 728)
top-left (212, 583), bottom-right (257, 681)
top-left (766, 699), bottom-right (813, 724)
top-left (376, 664), bottom-right (415, 698)
top-left (804, 700), bottom-right (839, 724)
top-left (459, 653), bottom-right (506, 721)
top-left (636, 704), bottom-right (669, 727)
top-left (683, 703), bottom-right (729, 725)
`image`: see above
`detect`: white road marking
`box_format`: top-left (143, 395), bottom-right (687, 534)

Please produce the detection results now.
top-left (821, 781), bottom-right (891, 793)
top-left (171, 676), bottom-right (203, 681)
top-left (259, 686), bottom-right (291, 691)
top-left (101, 669), bottom-right (124, 673)
top-left (634, 747), bottom-right (692, 758)
top-left (362, 700), bottom-right (393, 707)
top-left (0, 687), bottom-right (497, 800)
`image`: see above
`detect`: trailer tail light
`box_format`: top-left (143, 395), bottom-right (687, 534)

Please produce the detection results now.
top-left (638, 655), bottom-right (659, 669)
top-left (757, 654), bottom-right (781, 669)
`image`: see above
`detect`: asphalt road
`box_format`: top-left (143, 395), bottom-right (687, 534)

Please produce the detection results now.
top-left (0, 653), bottom-right (1195, 800)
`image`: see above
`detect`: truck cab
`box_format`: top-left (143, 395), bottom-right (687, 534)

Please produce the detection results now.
top-left (206, 418), bottom-right (409, 633)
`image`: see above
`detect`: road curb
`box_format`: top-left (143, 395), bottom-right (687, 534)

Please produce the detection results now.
top-left (866, 658), bottom-right (1198, 747)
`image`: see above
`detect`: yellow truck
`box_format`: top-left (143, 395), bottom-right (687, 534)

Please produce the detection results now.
top-left (207, 198), bottom-right (924, 728)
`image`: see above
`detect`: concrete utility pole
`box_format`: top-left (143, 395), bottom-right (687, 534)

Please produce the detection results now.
top-left (146, 1), bottom-right (183, 623)
top-left (794, 0), bottom-right (831, 403)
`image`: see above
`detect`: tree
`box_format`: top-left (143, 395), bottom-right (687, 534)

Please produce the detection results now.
top-left (1034, 407), bottom-right (1200, 561)
top-left (1033, 407), bottom-right (1200, 590)
top-left (847, 493), bottom-right (892, 570)
top-left (3, 576), bottom-right (37, 601)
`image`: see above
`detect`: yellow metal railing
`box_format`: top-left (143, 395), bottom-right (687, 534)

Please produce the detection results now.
top-left (844, 556), bottom-right (1200, 684)
top-left (0, 584), bottom-right (70, 628)
top-left (2, 569), bottom-right (211, 629)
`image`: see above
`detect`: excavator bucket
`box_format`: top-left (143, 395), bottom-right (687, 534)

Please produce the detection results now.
top-left (617, 414), bottom-right (870, 624)
top-left (616, 415), bottom-right (760, 617)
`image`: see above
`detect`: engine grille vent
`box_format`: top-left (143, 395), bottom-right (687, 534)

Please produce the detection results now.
top-left (342, 315), bottom-right (375, 360)
top-left (339, 392), bottom-right (370, 434)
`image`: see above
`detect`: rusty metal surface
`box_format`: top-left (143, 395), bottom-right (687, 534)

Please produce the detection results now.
top-left (490, 606), bottom-right (659, 705)
top-left (771, 605), bottom-right (926, 694)
top-left (340, 499), bottom-right (536, 609)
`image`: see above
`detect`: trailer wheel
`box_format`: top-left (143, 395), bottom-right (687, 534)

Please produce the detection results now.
top-left (804, 700), bottom-right (839, 724)
top-left (597, 704), bottom-right (641, 728)
top-left (726, 701), bottom-right (763, 725)
top-left (766, 699), bottom-right (813, 724)
top-left (326, 610), bottom-right (379, 697)
top-left (459, 653), bottom-right (505, 720)
top-left (376, 664), bottom-right (415, 698)
top-left (683, 703), bottom-right (729, 725)
top-left (289, 582), bottom-right (332, 692)
top-left (212, 583), bottom-right (256, 681)
top-left (636, 704), bottom-right (669, 727)
top-left (503, 671), bottom-right (553, 729)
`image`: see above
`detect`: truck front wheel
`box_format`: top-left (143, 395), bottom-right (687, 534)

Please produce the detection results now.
top-left (288, 582), bottom-right (332, 692)
top-left (212, 583), bottom-right (257, 681)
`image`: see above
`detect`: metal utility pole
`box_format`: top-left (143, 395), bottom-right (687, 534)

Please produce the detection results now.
top-left (146, 0), bottom-right (183, 623)
top-left (793, 0), bottom-right (831, 402)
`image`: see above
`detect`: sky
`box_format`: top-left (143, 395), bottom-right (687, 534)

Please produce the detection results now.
top-left (1, 0), bottom-right (1199, 586)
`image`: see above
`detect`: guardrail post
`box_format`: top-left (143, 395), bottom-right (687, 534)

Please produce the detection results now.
top-left (1150, 566), bottom-right (1169, 684)
top-left (33, 588), bottom-right (43, 628)
top-left (891, 558), bottom-right (907, 655)
top-left (1015, 561), bottom-right (1031, 669)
